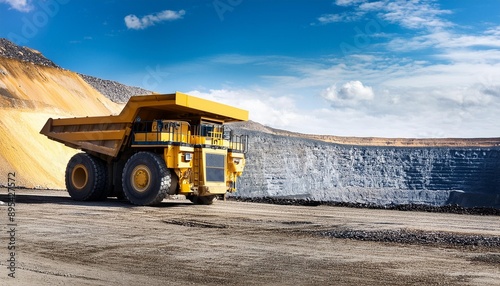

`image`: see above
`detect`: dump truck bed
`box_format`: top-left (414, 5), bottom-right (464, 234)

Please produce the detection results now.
top-left (40, 92), bottom-right (249, 158)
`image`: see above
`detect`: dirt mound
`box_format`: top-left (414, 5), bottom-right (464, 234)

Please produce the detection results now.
top-left (0, 55), bottom-right (122, 188)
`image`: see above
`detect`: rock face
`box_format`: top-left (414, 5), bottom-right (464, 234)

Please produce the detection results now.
top-left (234, 129), bottom-right (500, 208)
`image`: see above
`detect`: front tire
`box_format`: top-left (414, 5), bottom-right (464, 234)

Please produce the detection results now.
top-left (65, 153), bottom-right (107, 201)
top-left (122, 152), bottom-right (176, 206)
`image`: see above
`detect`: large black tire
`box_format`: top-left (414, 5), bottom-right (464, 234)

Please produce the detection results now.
top-left (169, 172), bottom-right (179, 195)
top-left (187, 195), bottom-right (216, 205)
top-left (122, 152), bottom-right (176, 206)
top-left (65, 153), bottom-right (107, 201)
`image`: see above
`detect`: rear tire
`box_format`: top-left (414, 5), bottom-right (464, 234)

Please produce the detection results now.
top-left (65, 153), bottom-right (107, 201)
top-left (122, 152), bottom-right (175, 206)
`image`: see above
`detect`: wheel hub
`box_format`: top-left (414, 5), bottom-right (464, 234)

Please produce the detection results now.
top-left (131, 165), bottom-right (151, 193)
top-left (72, 164), bottom-right (88, 190)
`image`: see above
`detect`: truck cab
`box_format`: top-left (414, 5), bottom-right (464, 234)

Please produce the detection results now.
top-left (130, 117), bottom-right (247, 204)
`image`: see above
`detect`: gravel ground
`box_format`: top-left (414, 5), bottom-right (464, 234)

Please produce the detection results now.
top-left (1, 189), bottom-right (500, 286)
top-left (318, 229), bottom-right (500, 248)
top-left (231, 196), bottom-right (500, 250)
top-left (229, 196), bottom-right (500, 216)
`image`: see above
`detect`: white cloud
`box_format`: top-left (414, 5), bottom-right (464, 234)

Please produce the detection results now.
top-left (280, 1), bottom-right (500, 137)
top-left (322, 81), bottom-right (374, 106)
top-left (319, 0), bottom-right (451, 31)
top-left (385, 27), bottom-right (500, 56)
top-left (436, 49), bottom-right (500, 64)
top-left (319, 0), bottom-right (500, 60)
top-left (176, 52), bottom-right (500, 137)
top-left (486, 26), bottom-right (500, 37)
top-left (359, 1), bottom-right (385, 11)
top-left (381, 0), bottom-right (452, 30)
top-left (317, 14), bottom-right (344, 24)
top-left (187, 88), bottom-right (306, 130)
top-left (335, 0), bottom-right (364, 6)
top-left (441, 34), bottom-right (500, 49)
top-left (0, 0), bottom-right (32, 12)
top-left (125, 9), bottom-right (185, 30)
top-left (317, 12), bottom-right (364, 24)
top-left (135, 3), bottom-right (500, 138)
top-left (386, 31), bottom-right (447, 51)
top-left (182, 73), bottom-right (500, 138)
top-left (183, 48), bottom-right (500, 138)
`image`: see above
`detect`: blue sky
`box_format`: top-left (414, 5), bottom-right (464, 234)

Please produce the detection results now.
top-left (1, 0), bottom-right (500, 138)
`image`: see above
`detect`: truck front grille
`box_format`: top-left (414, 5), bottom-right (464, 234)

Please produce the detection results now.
top-left (206, 153), bottom-right (225, 182)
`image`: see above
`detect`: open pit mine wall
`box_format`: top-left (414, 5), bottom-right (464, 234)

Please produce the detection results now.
top-left (235, 130), bottom-right (500, 208)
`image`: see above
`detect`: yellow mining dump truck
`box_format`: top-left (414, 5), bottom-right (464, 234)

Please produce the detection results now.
top-left (40, 92), bottom-right (249, 205)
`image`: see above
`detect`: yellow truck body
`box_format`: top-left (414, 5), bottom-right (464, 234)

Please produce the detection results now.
top-left (40, 92), bottom-right (249, 205)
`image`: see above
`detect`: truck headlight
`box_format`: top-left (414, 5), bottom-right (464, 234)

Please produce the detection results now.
top-left (184, 153), bottom-right (192, 162)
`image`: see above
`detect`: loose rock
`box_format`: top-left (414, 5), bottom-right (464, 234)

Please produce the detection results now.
top-left (0, 38), bottom-right (58, 68)
top-left (79, 73), bottom-right (152, 103)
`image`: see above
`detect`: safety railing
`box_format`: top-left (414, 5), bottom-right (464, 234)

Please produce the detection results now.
top-left (229, 134), bottom-right (248, 153)
top-left (132, 120), bottom-right (191, 145)
top-left (132, 120), bottom-right (248, 152)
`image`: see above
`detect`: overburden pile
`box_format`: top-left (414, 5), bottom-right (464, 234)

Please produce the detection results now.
top-left (79, 74), bottom-right (151, 103)
top-left (0, 38), bottom-right (58, 68)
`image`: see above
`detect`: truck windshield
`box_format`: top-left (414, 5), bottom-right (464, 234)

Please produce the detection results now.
top-left (198, 123), bottom-right (223, 139)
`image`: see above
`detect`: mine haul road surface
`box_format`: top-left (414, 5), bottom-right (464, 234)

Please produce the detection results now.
top-left (1, 189), bottom-right (499, 286)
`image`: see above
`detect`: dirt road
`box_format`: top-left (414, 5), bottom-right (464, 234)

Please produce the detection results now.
top-left (1, 189), bottom-right (499, 286)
